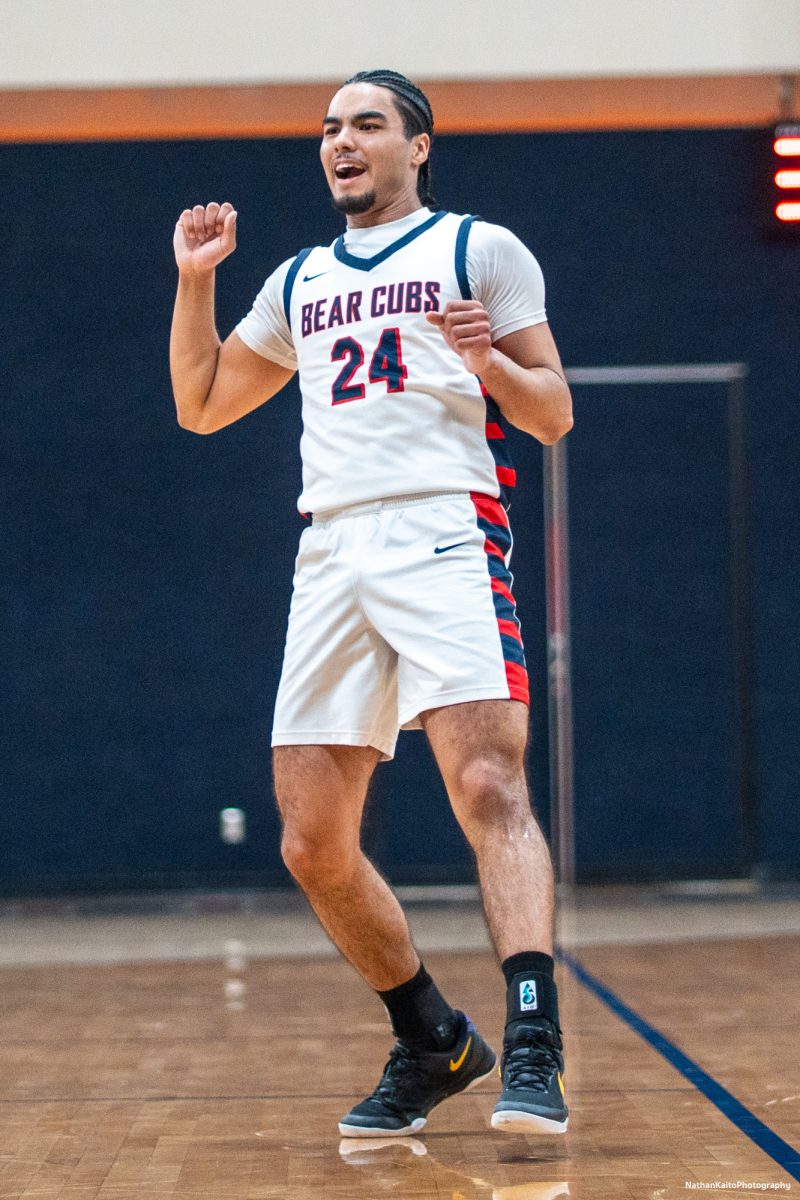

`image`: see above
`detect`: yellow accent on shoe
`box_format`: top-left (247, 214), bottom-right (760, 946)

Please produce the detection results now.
top-left (449, 1035), bottom-right (473, 1072)
top-left (557, 1072), bottom-right (565, 1098)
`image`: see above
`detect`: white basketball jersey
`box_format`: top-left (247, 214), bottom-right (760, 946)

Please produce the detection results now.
top-left (283, 211), bottom-right (516, 514)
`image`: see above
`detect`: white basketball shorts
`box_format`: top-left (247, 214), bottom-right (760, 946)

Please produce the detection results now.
top-left (271, 491), bottom-right (529, 760)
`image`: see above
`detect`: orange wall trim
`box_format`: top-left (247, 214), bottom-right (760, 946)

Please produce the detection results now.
top-left (0, 74), bottom-right (785, 142)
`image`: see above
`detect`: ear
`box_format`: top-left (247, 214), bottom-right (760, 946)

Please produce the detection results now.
top-left (411, 132), bottom-right (430, 167)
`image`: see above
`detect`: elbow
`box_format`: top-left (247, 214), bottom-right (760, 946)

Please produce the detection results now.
top-left (544, 389), bottom-right (574, 443)
top-left (539, 412), bottom-right (574, 445)
top-left (178, 420), bottom-right (214, 436)
top-left (537, 391), bottom-right (574, 443)
top-left (176, 406), bottom-right (216, 435)
top-left (528, 378), bottom-right (574, 444)
top-left (176, 414), bottom-right (204, 435)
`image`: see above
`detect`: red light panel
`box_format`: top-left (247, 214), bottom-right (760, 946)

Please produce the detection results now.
top-left (776, 200), bottom-right (800, 222)
top-left (774, 137), bottom-right (800, 156)
top-left (767, 124), bottom-right (800, 234)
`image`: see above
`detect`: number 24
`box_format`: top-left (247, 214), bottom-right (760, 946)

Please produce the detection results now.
top-left (331, 327), bottom-right (407, 405)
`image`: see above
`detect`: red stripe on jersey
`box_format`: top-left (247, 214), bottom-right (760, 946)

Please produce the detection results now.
top-left (496, 466), bottom-right (517, 487)
top-left (484, 537), bottom-right (506, 561)
top-left (470, 492), bottom-right (510, 528)
top-left (485, 422), bottom-right (504, 440)
top-left (491, 575), bottom-right (516, 604)
top-left (498, 617), bottom-right (523, 644)
top-left (504, 660), bottom-right (530, 705)
top-left (469, 492), bottom-right (530, 710)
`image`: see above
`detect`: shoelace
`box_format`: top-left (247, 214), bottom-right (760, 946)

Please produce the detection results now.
top-left (369, 1043), bottom-right (430, 1114)
top-left (503, 1025), bottom-right (562, 1091)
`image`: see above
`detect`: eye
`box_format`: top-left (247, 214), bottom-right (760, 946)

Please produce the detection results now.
top-left (360, 123), bottom-right (378, 131)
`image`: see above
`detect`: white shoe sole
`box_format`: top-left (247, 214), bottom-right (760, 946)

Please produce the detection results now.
top-left (338, 1059), bottom-right (497, 1138)
top-left (491, 1109), bottom-right (569, 1135)
top-left (338, 1115), bottom-right (427, 1138)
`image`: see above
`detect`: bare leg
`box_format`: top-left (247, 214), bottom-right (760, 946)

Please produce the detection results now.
top-left (273, 743), bottom-right (420, 990)
top-left (420, 700), bottom-right (553, 958)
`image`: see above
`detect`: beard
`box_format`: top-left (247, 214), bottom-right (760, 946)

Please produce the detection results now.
top-left (331, 189), bottom-right (377, 215)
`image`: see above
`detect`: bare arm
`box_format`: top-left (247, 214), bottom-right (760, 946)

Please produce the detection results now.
top-left (427, 302), bottom-right (573, 444)
top-left (170, 202), bottom-right (295, 435)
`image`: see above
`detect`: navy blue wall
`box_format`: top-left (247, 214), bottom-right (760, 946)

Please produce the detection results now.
top-left (2, 128), bottom-right (798, 893)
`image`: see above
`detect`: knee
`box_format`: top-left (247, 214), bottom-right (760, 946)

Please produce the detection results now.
top-left (280, 825), bottom-right (356, 889)
top-left (451, 755), bottom-right (531, 834)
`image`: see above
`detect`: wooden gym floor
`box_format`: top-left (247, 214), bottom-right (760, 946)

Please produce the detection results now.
top-left (1, 885), bottom-right (798, 1199)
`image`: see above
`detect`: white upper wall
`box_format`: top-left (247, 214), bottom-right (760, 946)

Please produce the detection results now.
top-left (1, 0), bottom-right (798, 89)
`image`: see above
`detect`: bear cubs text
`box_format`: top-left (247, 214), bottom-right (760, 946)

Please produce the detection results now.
top-left (301, 281), bottom-right (441, 338)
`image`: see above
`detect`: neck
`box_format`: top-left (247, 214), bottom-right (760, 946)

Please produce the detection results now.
top-left (345, 192), bottom-right (425, 230)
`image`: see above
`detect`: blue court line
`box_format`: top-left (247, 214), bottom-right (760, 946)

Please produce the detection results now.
top-left (556, 946), bottom-right (800, 1183)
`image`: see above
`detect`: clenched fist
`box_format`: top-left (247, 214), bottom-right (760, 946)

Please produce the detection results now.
top-left (174, 202), bottom-right (237, 275)
top-left (426, 299), bottom-right (495, 376)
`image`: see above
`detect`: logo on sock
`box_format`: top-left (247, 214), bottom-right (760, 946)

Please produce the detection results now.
top-left (519, 979), bottom-right (539, 1012)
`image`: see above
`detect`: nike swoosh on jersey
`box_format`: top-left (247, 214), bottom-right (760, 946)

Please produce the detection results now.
top-left (449, 1036), bottom-right (472, 1072)
top-left (303, 270), bottom-right (333, 282)
top-left (434, 541), bottom-right (470, 554)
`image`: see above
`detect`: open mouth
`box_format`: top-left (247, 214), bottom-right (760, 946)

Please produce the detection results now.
top-left (334, 161), bottom-right (367, 182)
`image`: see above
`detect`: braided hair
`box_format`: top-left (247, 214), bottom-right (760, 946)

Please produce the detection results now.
top-left (344, 69), bottom-right (437, 208)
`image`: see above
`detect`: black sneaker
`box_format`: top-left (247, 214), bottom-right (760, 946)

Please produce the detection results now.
top-left (491, 972), bottom-right (568, 1135)
top-left (339, 1011), bottom-right (497, 1137)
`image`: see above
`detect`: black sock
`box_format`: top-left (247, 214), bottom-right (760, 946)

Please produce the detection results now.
top-left (501, 951), bottom-right (555, 986)
top-left (378, 964), bottom-right (459, 1050)
top-left (502, 952), bottom-right (560, 1029)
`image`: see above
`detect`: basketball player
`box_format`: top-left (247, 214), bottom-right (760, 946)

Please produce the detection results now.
top-left (170, 70), bottom-right (573, 1138)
